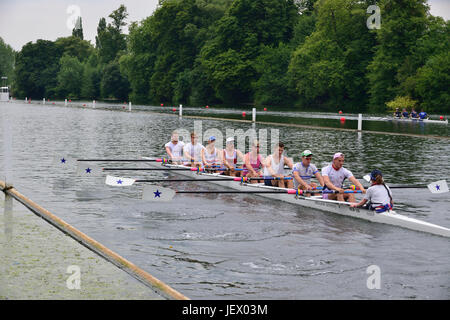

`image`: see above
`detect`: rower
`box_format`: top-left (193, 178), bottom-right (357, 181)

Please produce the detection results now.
top-left (164, 131), bottom-right (185, 163)
top-left (411, 108), bottom-right (418, 119)
top-left (223, 137), bottom-right (244, 177)
top-left (242, 140), bottom-right (265, 184)
top-left (201, 136), bottom-right (222, 171)
top-left (418, 109), bottom-right (428, 120)
top-left (351, 169), bottom-right (393, 212)
top-left (183, 132), bottom-right (204, 167)
top-left (322, 152), bottom-right (365, 202)
top-left (292, 150), bottom-right (324, 196)
top-left (401, 108), bottom-right (409, 119)
top-left (263, 142), bottom-right (294, 188)
top-left (393, 108), bottom-right (401, 118)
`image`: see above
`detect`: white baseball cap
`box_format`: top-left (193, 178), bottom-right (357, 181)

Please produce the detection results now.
top-left (226, 137), bottom-right (234, 143)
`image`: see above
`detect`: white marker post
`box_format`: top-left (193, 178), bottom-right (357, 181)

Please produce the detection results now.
top-left (179, 104), bottom-right (183, 117)
top-left (129, 102), bottom-right (132, 112)
top-left (65, 99), bottom-right (67, 106)
top-left (252, 108), bottom-right (256, 123)
top-left (93, 100), bottom-right (96, 108)
top-left (358, 114), bottom-right (363, 131)
top-left (43, 98), bottom-right (46, 105)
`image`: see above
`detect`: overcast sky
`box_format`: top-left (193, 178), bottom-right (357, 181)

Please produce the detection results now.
top-left (1, 0), bottom-right (449, 51)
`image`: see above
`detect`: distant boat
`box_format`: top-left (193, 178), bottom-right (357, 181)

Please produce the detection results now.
top-left (370, 116), bottom-right (448, 125)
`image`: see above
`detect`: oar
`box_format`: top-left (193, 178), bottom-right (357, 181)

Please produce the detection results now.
top-left (105, 175), bottom-right (293, 186)
top-left (77, 163), bottom-right (244, 176)
top-left (141, 185), bottom-right (362, 201)
top-left (55, 156), bottom-right (173, 165)
top-left (362, 175), bottom-right (448, 194)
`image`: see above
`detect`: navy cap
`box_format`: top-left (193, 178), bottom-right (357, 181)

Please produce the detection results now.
top-left (370, 169), bottom-right (382, 181)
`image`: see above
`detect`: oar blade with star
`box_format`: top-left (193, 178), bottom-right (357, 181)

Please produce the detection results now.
top-left (427, 180), bottom-right (449, 194)
top-left (76, 163), bottom-right (103, 176)
top-left (105, 175), bottom-right (136, 187)
top-left (142, 185), bottom-right (176, 202)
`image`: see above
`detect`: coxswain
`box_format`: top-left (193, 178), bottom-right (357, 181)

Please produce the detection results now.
top-left (350, 169), bottom-right (393, 212)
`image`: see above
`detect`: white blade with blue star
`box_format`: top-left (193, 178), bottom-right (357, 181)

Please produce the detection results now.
top-left (427, 180), bottom-right (449, 194)
top-left (142, 185), bottom-right (176, 201)
top-left (105, 175), bottom-right (136, 186)
top-left (76, 163), bottom-right (103, 176)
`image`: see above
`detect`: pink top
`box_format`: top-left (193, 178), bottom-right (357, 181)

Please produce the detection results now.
top-left (243, 152), bottom-right (262, 173)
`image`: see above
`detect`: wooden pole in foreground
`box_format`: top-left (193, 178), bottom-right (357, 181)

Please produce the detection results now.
top-left (0, 180), bottom-right (189, 300)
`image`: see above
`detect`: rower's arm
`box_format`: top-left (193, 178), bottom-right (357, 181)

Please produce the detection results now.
top-left (165, 146), bottom-right (174, 160)
top-left (315, 172), bottom-right (325, 187)
top-left (201, 148), bottom-right (207, 166)
top-left (349, 176), bottom-right (365, 193)
top-left (323, 175), bottom-right (340, 191)
top-left (285, 157), bottom-right (294, 169)
top-left (351, 198), bottom-right (368, 208)
top-left (244, 154), bottom-right (257, 175)
top-left (266, 156), bottom-right (276, 176)
top-left (293, 171), bottom-right (308, 188)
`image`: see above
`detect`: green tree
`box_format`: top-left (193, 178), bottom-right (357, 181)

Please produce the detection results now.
top-left (96, 5), bottom-right (128, 64)
top-left (57, 54), bottom-right (83, 98)
top-left (367, 0), bottom-right (429, 111)
top-left (288, 0), bottom-right (376, 111)
top-left (0, 37), bottom-right (15, 85)
top-left (81, 54), bottom-right (101, 99)
top-left (72, 16), bottom-right (84, 40)
top-left (101, 61), bottom-right (130, 101)
top-left (14, 40), bottom-right (62, 98)
top-left (55, 36), bottom-right (94, 63)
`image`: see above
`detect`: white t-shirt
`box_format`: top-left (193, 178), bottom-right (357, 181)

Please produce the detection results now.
top-left (364, 184), bottom-right (392, 209)
top-left (292, 162), bottom-right (319, 188)
top-left (183, 142), bottom-right (205, 162)
top-left (165, 141), bottom-right (185, 159)
top-left (263, 155), bottom-right (285, 176)
top-left (322, 164), bottom-right (353, 188)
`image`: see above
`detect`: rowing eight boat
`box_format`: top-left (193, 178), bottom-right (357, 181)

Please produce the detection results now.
top-left (142, 158), bottom-right (450, 238)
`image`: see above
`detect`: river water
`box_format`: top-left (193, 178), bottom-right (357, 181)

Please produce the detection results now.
top-left (1, 101), bottom-right (449, 299)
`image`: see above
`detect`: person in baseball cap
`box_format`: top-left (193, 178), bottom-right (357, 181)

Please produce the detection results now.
top-left (292, 150), bottom-right (324, 194)
top-left (321, 152), bottom-right (365, 202)
top-left (351, 169), bottom-right (393, 213)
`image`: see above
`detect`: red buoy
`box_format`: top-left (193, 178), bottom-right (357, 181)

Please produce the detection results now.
top-left (340, 117), bottom-right (346, 122)
top-left (172, 108), bottom-right (176, 112)
top-left (264, 108), bottom-right (267, 111)
top-left (69, 99), bottom-right (72, 102)
top-left (206, 105), bottom-right (209, 109)
top-left (242, 112), bottom-right (246, 117)
top-left (339, 110), bottom-right (343, 114)
top-left (161, 103), bottom-right (164, 106)
top-left (440, 116), bottom-right (444, 120)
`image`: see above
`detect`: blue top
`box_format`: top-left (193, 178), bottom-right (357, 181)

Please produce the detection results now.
top-left (411, 111), bottom-right (418, 118)
top-left (402, 111), bottom-right (409, 118)
top-left (419, 111), bottom-right (427, 119)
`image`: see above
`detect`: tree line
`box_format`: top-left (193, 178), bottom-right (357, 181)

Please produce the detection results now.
top-left (2, 0), bottom-right (449, 112)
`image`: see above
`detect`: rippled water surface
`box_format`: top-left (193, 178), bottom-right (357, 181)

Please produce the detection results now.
top-left (1, 102), bottom-right (449, 299)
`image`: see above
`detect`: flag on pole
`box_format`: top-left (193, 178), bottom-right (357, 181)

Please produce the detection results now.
top-left (427, 180), bottom-right (449, 194)
top-left (142, 185), bottom-right (175, 201)
top-left (105, 175), bottom-right (136, 186)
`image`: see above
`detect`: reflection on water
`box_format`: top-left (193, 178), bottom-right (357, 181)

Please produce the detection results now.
top-left (1, 102), bottom-right (449, 299)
